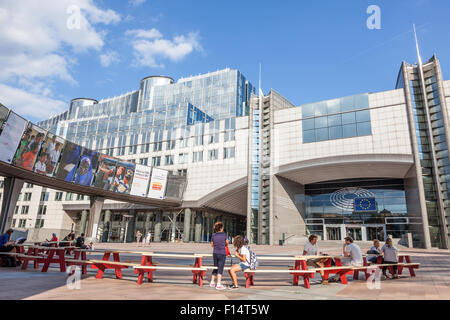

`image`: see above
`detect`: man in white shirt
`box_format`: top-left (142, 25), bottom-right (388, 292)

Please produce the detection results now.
top-left (330, 237), bottom-right (363, 283)
top-left (303, 234), bottom-right (328, 285)
top-left (34, 153), bottom-right (47, 174)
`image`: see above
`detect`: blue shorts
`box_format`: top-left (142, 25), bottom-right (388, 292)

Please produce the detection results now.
top-left (239, 262), bottom-right (249, 271)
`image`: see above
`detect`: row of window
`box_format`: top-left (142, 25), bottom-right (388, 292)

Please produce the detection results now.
top-left (137, 147), bottom-right (235, 167)
top-left (11, 218), bottom-right (44, 229)
top-left (13, 204), bottom-right (47, 215)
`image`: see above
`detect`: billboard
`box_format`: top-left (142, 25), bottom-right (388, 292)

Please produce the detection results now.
top-left (33, 133), bottom-right (65, 176)
top-left (0, 103), bottom-right (9, 130)
top-left (111, 161), bottom-right (135, 195)
top-left (12, 123), bottom-right (47, 171)
top-left (92, 154), bottom-right (118, 190)
top-left (54, 141), bottom-right (84, 182)
top-left (130, 164), bottom-right (151, 197)
top-left (72, 149), bottom-right (99, 186)
top-left (0, 112), bottom-right (27, 164)
top-left (147, 168), bottom-right (168, 199)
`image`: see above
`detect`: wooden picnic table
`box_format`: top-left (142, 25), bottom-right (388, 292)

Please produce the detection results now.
top-left (90, 249), bottom-right (150, 279)
top-left (20, 246), bottom-right (76, 272)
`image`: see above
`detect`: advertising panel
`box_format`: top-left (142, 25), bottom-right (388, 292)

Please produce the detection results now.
top-left (0, 112), bottom-right (27, 164)
top-left (0, 103), bottom-right (9, 129)
top-left (12, 123), bottom-right (46, 170)
top-left (111, 161), bottom-right (135, 195)
top-left (130, 164), bottom-right (151, 197)
top-left (33, 133), bottom-right (65, 176)
top-left (92, 154), bottom-right (118, 190)
top-left (54, 141), bottom-right (84, 182)
top-left (71, 149), bottom-right (99, 186)
top-left (147, 168), bottom-right (168, 199)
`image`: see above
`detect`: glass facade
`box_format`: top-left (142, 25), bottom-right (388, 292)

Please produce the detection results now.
top-left (301, 93), bottom-right (372, 143)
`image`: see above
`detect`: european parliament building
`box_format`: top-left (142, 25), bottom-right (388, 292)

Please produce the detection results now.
top-left (2, 55), bottom-right (450, 249)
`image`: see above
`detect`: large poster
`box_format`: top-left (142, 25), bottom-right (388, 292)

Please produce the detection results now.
top-left (12, 123), bottom-right (47, 171)
top-left (54, 141), bottom-right (84, 182)
top-left (72, 149), bottom-right (99, 186)
top-left (147, 168), bottom-right (168, 199)
top-left (0, 113), bottom-right (28, 164)
top-left (92, 154), bottom-right (118, 190)
top-left (33, 133), bottom-right (65, 176)
top-left (110, 161), bottom-right (135, 195)
top-left (130, 164), bottom-right (151, 197)
top-left (0, 103), bottom-right (9, 130)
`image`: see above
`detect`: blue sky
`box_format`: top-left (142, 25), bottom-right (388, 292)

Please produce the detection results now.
top-left (1, 0), bottom-right (450, 123)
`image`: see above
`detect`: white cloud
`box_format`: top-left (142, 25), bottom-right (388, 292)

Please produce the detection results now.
top-left (0, 0), bottom-right (121, 120)
top-left (127, 28), bottom-right (202, 68)
top-left (0, 83), bottom-right (67, 120)
top-left (129, 0), bottom-right (146, 7)
top-left (100, 51), bottom-right (120, 67)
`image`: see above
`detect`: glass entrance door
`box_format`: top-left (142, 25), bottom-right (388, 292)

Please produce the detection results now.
top-left (326, 227), bottom-right (342, 240)
top-left (346, 226), bottom-right (362, 241)
top-left (366, 225), bottom-right (385, 241)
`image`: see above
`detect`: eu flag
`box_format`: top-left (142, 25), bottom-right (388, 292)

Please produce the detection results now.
top-left (354, 198), bottom-right (377, 212)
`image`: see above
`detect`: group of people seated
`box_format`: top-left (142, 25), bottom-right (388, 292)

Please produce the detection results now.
top-left (303, 234), bottom-right (400, 285)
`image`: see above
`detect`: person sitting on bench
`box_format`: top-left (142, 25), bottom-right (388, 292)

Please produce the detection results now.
top-left (76, 233), bottom-right (88, 249)
top-left (329, 236), bottom-right (363, 283)
top-left (0, 229), bottom-right (18, 265)
top-left (381, 237), bottom-right (399, 279)
top-left (228, 235), bottom-right (250, 290)
top-left (303, 234), bottom-right (329, 285)
top-left (367, 239), bottom-right (382, 263)
top-left (42, 233), bottom-right (58, 247)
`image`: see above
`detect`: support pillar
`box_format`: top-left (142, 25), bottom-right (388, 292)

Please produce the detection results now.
top-left (126, 210), bottom-right (136, 243)
top-left (183, 208), bottom-right (192, 243)
top-left (145, 212), bottom-right (153, 233)
top-left (80, 210), bottom-right (88, 236)
top-left (102, 209), bottom-right (111, 242)
top-left (170, 212), bottom-right (177, 242)
top-left (0, 177), bottom-right (24, 234)
top-left (153, 211), bottom-right (162, 242)
top-left (206, 213), bottom-right (211, 242)
top-left (86, 196), bottom-right (104, 242)
top-left (194, 211), bottom-right (202, 243)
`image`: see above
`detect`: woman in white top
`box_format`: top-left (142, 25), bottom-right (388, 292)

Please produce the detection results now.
top-left (228, 235), bottom-right (250, 289)
top-left (146, 232), bottom-right (151, 246)
top-left (381, 237), bottom-right (399, 279)
top-left (136, 230), bottom-right (142, 247)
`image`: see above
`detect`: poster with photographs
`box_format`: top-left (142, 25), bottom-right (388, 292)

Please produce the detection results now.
top-left (12, 123), bottom-right (47, 171)
top-left (72, 149), bottom-right (99, 186)
top-left (33, 133), bottom-right (66, 177)
top-left (0, 103), bottom-right (9, 131)
top-left (130, 164), bottom-right (151, 197)
top-left (92, 154), bottom-right (118, 190)
top-left (54, 141), bottom-right (84, 182)
top-left (110, 160), bottom-right (135, 195)
top-left (0, 112), bottom-right (27, 164)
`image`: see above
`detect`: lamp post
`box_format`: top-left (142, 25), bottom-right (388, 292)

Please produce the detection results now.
top-left (123, 214), bottom-right (133, 243)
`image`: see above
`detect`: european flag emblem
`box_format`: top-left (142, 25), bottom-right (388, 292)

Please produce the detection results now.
top-left (354, 198), bottom-right (377, 212)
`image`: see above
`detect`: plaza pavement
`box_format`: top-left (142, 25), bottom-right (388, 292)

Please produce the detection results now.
top-left (0, 241), bottom-right (449, 300)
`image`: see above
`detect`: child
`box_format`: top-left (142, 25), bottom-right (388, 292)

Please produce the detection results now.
top-left (34, 153), bottom-right (47, 174)
top-left (381, 237), bottom-right (399, 279)
top-left (228, 235), bottom-right (250, 289)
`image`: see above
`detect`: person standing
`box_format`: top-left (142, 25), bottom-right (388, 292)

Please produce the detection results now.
top-left (145, 231), bottom-right (151, 246)
top-left (136, 230), bottom-right (142, 247)
top-left (210, 222), bottom-right (228, 290)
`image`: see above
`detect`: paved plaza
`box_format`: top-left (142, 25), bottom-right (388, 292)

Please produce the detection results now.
top-left (1, 242), bottom-right (449, 300)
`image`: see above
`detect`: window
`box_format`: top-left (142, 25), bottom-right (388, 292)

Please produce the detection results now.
top-left (38, 205), bottom-right (47, 215)
top-left (18, 219), bottom-right (26, 228)
top-left (65, 192), bottom-right (73, 201)
top-left (55, 192), bottom-right (63, 201)
top-left (208, 149), bottom-right (218, 161)
top-left (21, 206), bottom-right (29, 214)
top-left (11, 219), bottom-right (16, 228)
top-left (192, 151), bottom-right (203, 163)
top-left (129, 134), bottom-right (138, 155)
top-left (23, 193), bottom-right (32, 201)
top-left (26, 183), bottom-right (33, 188)
top-left (76, 194), bottom-right (84, 201)
top-left (14, 206), bottom-right (19, 215)
top-left (224, 118), bottom-right (236, 142)
top-left (151, 156), bottom-right (161, 167)
top-left (35, 219), bottom-right (44, 229)
top-left (165, 155), bottom-right (174, 165)
top-left (141, 131), bottom-right (151, 153)
top-left (0, 180), bottom-right (3, 188)
top-left (18, 193), bottom-right (22, 201)
top-left (178, 153), bottom-right (188, 164)
top-left (177, 169), bottom-right (187, 176)
top-left (40, 191), bottom-right (49, 201)
top-left (224, 147), bottom-right (235, 159)
top-left (139, 158), bottom-right (148, 166)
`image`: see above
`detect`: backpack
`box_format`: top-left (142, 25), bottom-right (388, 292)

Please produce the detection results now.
top-left (247, 246), bottom-right (258, 270)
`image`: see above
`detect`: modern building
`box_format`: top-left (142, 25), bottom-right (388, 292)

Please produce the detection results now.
top-left (1, 55), bottom-right (450, 249)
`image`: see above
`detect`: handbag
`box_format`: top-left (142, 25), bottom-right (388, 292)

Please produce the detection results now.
top-left (225, 245), bottom-right (231, 256)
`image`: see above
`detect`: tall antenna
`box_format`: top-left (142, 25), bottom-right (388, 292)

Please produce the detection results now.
top-left (413, 24), bottom-right (423, 65)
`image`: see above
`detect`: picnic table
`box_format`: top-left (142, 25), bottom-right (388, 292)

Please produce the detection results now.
top-left (89, 249), bottom-right (146, 280)
top-left (19, 245), bottom-right (76, 272)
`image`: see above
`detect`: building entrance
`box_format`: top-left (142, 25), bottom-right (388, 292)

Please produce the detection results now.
top-left (346, 226), bottom-right (362, 241)
top-left (326, 226), bottom-right (342, 240)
